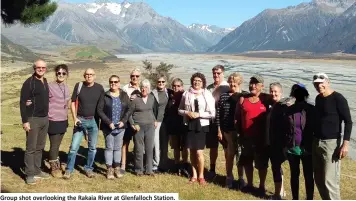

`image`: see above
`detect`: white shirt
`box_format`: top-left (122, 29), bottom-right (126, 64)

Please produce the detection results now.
top-left (122, 83), bottom-right (140, 97)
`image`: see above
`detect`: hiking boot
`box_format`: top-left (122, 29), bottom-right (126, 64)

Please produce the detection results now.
top-left (63, 170), bottom-right (72, 180)
top-left (206, 170), bottom-right (216, 180)
top-left (237, 178), bottom-right (246, 190)
top-left (106, 168), bottom-right (115, 180)
top-left (49, 159), bottom-right (62, 178)
top-left (85, 170), bottom-right (95, 178)
top-left (26, 176), bottom-right (36, 185)
top-left (114, 167), bottom-right (124, 178)
top-left (34, 171), bottom-right (50, 180)
top-left (225, 176), bottom-right (234, 189)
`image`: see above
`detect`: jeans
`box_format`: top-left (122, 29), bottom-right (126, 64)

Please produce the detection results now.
top-left (133, 124), bottom-right (155, 174)
top-left (313, 138), bottom-right (341, 200)
top-left (48, 133), bottom-right (64, 161)
top-left (153, 122), bottom-right (162, 170)
top-left (104, 129), bottom-right (125, 167)
top-left (66, 117), bottom-right (98, 172)
top-left (287, 153), bottom-right (314, 200)
top-left (25, 117), bottom-right (49, 176)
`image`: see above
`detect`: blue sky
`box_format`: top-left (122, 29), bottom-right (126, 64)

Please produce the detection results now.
top-left (68, 0), bottom-right (311, 27)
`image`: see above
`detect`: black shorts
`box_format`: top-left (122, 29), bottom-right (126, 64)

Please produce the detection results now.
top-left (123, 122), bottom-right (134, 142)
top-left (205, 123), bottom-right (226, 149)
top-left (238, 137), bottom-right (269, 170)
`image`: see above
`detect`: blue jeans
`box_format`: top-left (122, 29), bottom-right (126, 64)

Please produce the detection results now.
top-left (104, 129), bottom-right (125, 167)
top-left (66, 117), bottom-right (98, 172)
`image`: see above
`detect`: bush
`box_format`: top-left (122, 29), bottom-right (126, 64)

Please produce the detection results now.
top-left (142, 60), bottom-right (175, 88)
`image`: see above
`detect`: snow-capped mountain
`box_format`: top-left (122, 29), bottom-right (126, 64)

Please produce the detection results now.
top-left (187, 24), bottom-right (235, 45)
top-left (208, 0), bottom-right (356, 53)
top-left (77, 1), bottom-right (210, 52)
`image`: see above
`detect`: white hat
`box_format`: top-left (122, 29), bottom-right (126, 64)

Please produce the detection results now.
top-left (313, 73), bottom-right (329, 83)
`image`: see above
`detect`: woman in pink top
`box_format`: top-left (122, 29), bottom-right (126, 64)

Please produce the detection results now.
top-left (47, 64), bottom-right (71, 177)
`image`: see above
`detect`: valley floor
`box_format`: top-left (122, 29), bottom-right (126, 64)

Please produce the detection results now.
top-left (1, 55), bottom-right (356, 199)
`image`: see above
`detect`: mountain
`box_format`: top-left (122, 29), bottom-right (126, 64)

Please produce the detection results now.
top-left (79, 1), bottom-right (210, 52)
top-left (187, 24), bottom-right (235, 45)
top-left (295, 2), bottom-right (356, 53)
top-left (1, 34), bottom-right (38, 61)
top-left (208, 0), bottom-right (356, 53)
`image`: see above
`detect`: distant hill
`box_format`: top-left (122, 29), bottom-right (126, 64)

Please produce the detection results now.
top-left (61, 46), bottom-right (114, 60)
top-left (1, 34), bottom-right (38, 61)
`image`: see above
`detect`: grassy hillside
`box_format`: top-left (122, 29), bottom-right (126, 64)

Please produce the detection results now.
top-left (61, 46), bottom-right (115, 60)
top-left (1, 34), bottom-right (38, 61)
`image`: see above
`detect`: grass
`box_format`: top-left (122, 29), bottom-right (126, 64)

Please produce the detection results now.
top-left (1, 61), bottom-right (356, 199)
top-left (61, 46), bottom-right (113, 60)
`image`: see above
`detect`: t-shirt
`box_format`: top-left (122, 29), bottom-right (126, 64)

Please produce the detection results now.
top-left (48, 82), bottom-right (70, 121)
top-left (315, 91), bottom-right (353, 141)
top-left (207, 81), bottom-right (230, 104)
top-left (157, 90), bottom-right (168, 122)
top-left (122, 83), bottom-right (140, 97)
top-left (71, 82), bottom-right (104, 117)
top-left (241, 98), bottom-right (267, 137)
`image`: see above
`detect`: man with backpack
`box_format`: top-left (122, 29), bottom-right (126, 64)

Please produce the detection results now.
top-left (63, 68), bottom-right (104, 179)
top-left (312, 73), bottom-right (353, 200)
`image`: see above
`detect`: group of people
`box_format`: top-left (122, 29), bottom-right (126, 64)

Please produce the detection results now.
top-left (20, 59), bottom-right (352, 200)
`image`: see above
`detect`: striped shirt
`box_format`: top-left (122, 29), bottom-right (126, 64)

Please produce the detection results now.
top-left (48, 82), bottom-right (70, 121)
top-left (216, 91), bottom-right (248, 132)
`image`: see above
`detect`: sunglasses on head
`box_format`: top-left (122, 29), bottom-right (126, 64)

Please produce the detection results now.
top-left (56, 72), bottom-right (67, 76)
top-left (157, 80), bottom-right (166, 83)
top-left (313, 75), bottom-right (326, 80)
top-left (109, 81), bottom-right (119, 84)
top-left (131, 75), bottom-right (140, 78)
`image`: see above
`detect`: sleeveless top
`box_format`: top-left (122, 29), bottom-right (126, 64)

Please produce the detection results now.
top-left (241, 98), bottom-right (267, 137)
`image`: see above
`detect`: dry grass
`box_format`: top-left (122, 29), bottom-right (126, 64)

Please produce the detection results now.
top-left (1, 60), bottom-right (356, 200)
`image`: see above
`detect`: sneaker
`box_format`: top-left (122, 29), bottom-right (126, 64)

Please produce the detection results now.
top-left (225, 176), bottom-right (234, 189)
top-left (114, 167), bottom-right (124, 178)
top-left (34, 171), bottom-right (50, 180)
top-left (85, 170), bottom-right (95, 178)
top-left (49, 160), bottom-right (62, 178)
top-left (145, 172), bottom-right (155, 177)
top-left (241, 185), bottom-right (255, 193)
top-left (26, 176), bottom-right (36, 185)
top-left (63, 170), bottom-right (72, 179)
top-left (135, 171), bottom-right (143, 176)
top-left (206, 170), bottom-right (216, 180)
top-left (106, 168), bottom-right (115, 180)
top-left (237, 178), bottom-right (246, 190)
top-left (256, 187), bottom-right (267, 198)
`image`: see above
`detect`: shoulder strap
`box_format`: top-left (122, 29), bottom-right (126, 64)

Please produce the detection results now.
top-left (77, 82), bottom-right (83, 96)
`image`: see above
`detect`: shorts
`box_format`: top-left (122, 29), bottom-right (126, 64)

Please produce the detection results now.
top-left (239, 136), bottom-right (269, 170)
top-left (123, 122), bottom-right (134, 142)
top-left (206, 123), bottom-right (226, 148)
top-left (223, 130), bottom-right (238, 157)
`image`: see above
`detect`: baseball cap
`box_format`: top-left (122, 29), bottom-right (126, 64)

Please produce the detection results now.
top-left (313, 73), bottom-right (329, 83)
top-left (250, 75), bottom-right (264, 84)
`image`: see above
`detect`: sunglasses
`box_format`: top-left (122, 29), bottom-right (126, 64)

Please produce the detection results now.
top-left (213, 72), bottom-right (222, 75)
top-left (157, 81), bottom-right (166, 83)
top-left (313, 75), bottom-right (326, 80)
top-left (131, 75), bottom-right (140, 78)
top-left (35, 67), bottom-right (46, 70)
top-left (56, 72), bottom-right (67, 76)
top-left (109, 81), bottom-right (119, 84)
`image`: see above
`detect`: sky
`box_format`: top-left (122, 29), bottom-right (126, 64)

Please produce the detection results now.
top-left (68, 0), bottom-right (311, 28)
